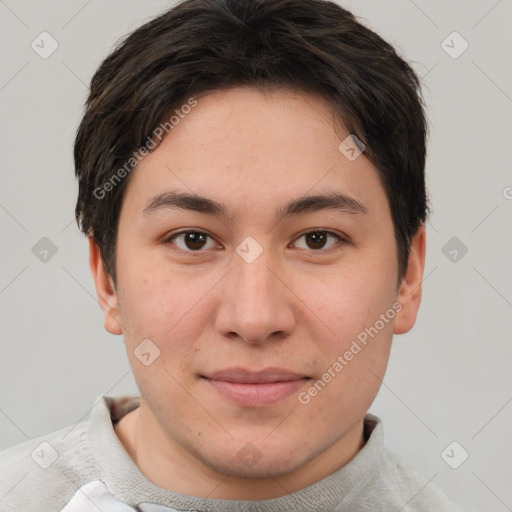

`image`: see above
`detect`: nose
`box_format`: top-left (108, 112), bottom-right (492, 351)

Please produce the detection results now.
top-left (214, 246), bottom-right (296, 345)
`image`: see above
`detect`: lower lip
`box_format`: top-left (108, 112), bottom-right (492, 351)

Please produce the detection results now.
top-left (205, 378), bottom-right (310, 407)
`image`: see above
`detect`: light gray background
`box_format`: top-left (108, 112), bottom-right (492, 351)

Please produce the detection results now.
top-left (0, 1), bottom-right (510, 510)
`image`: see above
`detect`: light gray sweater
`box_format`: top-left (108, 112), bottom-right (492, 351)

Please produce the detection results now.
top-left (0, 395), bottom-right (476, 511)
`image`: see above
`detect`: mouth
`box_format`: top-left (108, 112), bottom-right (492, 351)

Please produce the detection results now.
top-left (200, 367), bottom-right (312, 407)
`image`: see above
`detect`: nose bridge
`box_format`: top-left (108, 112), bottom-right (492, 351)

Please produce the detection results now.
top-left (216, 242), bottom-right (295, 343)
top-left (235, 249), bottom-right (276, 301)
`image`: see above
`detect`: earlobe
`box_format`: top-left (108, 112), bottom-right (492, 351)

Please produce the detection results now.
top-left (393, 225), bottom-right (427, 335)
top-left (88, 237), bottom-right (123, 335)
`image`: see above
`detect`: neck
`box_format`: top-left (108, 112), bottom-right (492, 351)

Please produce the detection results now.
top-left (114, 400), bottom-right (366, 500)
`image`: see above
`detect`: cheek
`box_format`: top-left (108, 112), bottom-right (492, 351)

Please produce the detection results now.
top-left (308, 270), bottom-right (397, 397)
top-left (298, 263), bottom-right (397, 410)
top-left (306, 262), bottom-right (397, 344)
top-left (115, 255), bottom-right (217, 355)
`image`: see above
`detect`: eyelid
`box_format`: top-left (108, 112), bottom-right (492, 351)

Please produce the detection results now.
top-left (296, 228), bottom-right (348, 241)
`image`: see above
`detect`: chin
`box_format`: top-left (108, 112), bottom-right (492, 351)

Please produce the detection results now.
top-left (192, 435), bottom-right (314, 480)
top-left (207, 451), bottom-right (308, 480)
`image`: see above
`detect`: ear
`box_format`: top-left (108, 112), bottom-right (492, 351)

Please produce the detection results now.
top-left (88, 237), bottom-right (123, 335)
top-left (394, 224), bottom-right (427, 335)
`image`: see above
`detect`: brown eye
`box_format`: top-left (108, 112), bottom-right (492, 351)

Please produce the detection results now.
top-left (293, 230), bottom-right (344, 251)
top-left (305, 232), bottom-right (328, 249)
top-left (168, 231), bottom-right (217, 252)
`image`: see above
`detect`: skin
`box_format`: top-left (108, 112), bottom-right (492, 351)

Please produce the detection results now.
top-left (89, 86), bottom-right (426, 499)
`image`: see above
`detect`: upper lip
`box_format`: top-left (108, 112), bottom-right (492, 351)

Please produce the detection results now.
top-left (203, 367), bottom-right (308, 384)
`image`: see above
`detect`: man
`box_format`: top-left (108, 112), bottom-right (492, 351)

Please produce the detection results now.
top-left (0, 0), bottom-right (476, 510)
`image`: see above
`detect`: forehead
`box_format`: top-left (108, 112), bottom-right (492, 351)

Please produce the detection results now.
top-left (123, 86), bottom-right (389, 220)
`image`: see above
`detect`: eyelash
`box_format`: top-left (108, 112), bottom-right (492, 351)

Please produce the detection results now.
top-left (165, 229), bottom-right (348, 255)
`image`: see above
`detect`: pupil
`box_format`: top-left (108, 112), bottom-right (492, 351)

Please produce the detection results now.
top-left (307, 232), bottom-right (326, 249)
top-left (185, 232), bottom-right (206, 250)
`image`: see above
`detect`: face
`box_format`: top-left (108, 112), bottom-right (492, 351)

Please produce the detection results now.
top-left (91, 86), bottom-right (425, 485)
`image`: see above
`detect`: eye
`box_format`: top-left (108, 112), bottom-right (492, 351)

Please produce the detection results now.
top-left (166, 229), bottom-right (347, 254)
top-left (292, 230), bottom-right (346, 251)
top-left (167, 230), bottom-right (220, 252)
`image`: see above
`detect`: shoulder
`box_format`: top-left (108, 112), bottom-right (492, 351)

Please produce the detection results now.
top-left (352, 414), bottom-right (478, 512)
top-left (372, 446), bottom-right (477, 511)
top-left (0, 420), bottom-right (98, 512)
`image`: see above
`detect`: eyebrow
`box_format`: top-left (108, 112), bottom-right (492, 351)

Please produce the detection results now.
top-left (143, 189), bottom-right (367, 221)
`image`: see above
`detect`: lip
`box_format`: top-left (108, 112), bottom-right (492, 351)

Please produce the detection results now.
top-left (201, 367), bottom-right (311, 407)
